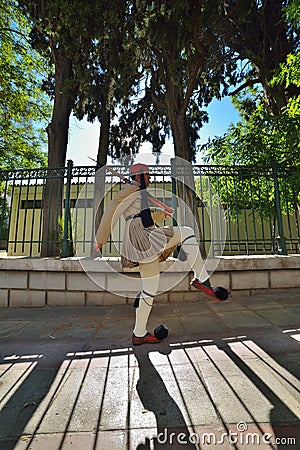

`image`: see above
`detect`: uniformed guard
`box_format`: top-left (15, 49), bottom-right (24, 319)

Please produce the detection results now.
top-left (95, 163), bottom-right (228, 345)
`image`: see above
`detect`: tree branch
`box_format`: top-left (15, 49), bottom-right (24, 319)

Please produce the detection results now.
top-left (229, 78), bottom-right (260, 96)
top-left (181, 59), bottom-right (202, 113)
top-left (0, 27), bottom-right (29, 40)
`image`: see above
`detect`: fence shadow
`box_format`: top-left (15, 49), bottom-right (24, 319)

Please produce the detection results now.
top-left (134, 343), bottom-right (196, 449)
top-left (0, 325), bottom-right (299, 449)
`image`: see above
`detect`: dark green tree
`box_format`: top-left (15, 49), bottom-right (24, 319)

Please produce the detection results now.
top-left (108, 0), bottom-right (239, 255)
top-left (112, 0), bottom-right (236, 163)
top-left (0, 0), bottom-right (50, 169)
top-left (72, 0), bottom-right (140, 167)
top-left (220, 0), bottom-right (299, 115)
top-left (202, 0), bottom-right (300, 166)
top-left (18, 0), bottom-right (80, 255)
top-left (200, 1), bottom-right (300, 254)
top-left (18, 0), bottom-right (121, 255)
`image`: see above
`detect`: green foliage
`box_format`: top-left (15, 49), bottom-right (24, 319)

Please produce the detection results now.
top-left (200, 10), bottom-right (300, 224)
top-left (202, 17), bottom-right (300, 167)
top-left (10, 0), bottom-right (299, 169)
top-left (272, 53), bottom-right (300, 88)
top-left (271, 50), bottom-right (300, 126)
top-left (218, 0), bottom-right (299, 117)
top-left (201, 89), bottom-right (300, 218)
top-left (202, 98), bottom-right (300, 167)
top-left (284, 0), bottom-right (300, 29)
top-left (0, 0), bottom-right (50, 169)
top-left (110, 0), bottom-right (236, 161)
top-left (57, 214), bottom-right (75, 257)
top-left (110, 0), bottom-right (298, 162)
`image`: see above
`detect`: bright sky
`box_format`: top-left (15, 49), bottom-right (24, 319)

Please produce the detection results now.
top-left (67, 96), bottom-right (240, 166)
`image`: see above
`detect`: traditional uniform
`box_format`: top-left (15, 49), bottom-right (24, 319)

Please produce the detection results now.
top-left (95, 180), bottom-right (175, 268)
top-left (96, 163), bottom-right (227, 346)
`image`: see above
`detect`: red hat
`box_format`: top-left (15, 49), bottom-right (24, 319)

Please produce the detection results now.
top-left (129, 163), bottom-right (149, 176)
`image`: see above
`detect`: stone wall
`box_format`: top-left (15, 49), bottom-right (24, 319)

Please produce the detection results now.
top-left (0, 255), bottom-right (300, 307)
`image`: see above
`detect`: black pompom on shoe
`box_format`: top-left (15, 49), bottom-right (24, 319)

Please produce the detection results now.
top-left (214, 287), bottom-right (228, 301)
top-left (154, 324), bottom-right (169, 340)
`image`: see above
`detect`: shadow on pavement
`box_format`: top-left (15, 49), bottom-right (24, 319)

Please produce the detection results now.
top-left (0, 325), bottom-right (299, 449)
top-left (134, 343), bottom-right (196, 449)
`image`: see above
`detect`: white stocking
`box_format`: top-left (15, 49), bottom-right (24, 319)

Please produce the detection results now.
top-left (133, 258), bottom-right (160, 337)
top-left (166, 226), bottom-right (209, 282)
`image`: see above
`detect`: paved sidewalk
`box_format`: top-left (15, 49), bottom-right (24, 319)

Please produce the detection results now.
top-left (0, 290), bottom-right (300, 449)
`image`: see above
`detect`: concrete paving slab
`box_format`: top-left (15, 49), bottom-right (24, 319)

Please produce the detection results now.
top-left (11, 430), bottom-right (127, 450)
top-left (180, 313), bottom-right (230, 334)
top-left (0, 321), bottom-right (30, 338)
top-left (171, 301), bottom-right (214, 316)
top-left (218, 310), bottom-right (272, 329)
top-left (0, 291), bottom-right (299, 449)
top-left (255, 308), bottom-right (300, 326)
top-left (290, 305), bottom-right (300, 315)
top-left (100, 367), bottom-right (131, 430)
top-left (238, 299), bottom-right (283, 310)
top-left (279, 295), bottom-right (300, 305)
top-left (93, 317), bottom-right (134, 340)
top-left (207, 300), bottom-right (249, 313)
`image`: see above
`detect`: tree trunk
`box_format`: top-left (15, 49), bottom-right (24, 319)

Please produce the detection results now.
top-left (97, 108), bottom-right (110, 168)
top-left (41, 43), bottom-right (73, 257)
top-left (92, 107), bottom-right (110, 256)
top-left (168, 107), bottom-right (207, 257)
top-left (93, 76), bottom-right (116, 256)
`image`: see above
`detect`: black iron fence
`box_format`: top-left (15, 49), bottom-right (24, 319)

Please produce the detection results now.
top-left (0, 160), bottom-right (299, 257)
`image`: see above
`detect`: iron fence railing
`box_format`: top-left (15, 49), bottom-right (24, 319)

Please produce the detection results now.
top-left (0, 160), bottom-right (299, 258)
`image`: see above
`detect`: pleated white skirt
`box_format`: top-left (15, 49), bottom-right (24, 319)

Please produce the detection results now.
top-left (121, 217), bottom-right (174, 267)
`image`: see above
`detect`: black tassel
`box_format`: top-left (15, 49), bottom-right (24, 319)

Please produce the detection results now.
top-left (140, 172), bottom-right (154, 228)
top-left (133, 292), bottom-right (140, 308)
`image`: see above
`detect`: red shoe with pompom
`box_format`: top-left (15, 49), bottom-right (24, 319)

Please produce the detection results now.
top-left (132, 332), bottom-right (162, 346)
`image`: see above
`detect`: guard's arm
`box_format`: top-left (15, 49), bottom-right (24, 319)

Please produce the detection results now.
top-left (95, 183), bottom-right (139, 245)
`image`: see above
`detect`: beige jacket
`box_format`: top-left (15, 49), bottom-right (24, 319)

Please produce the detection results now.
top-left (95, 182), bottom-right (165, 244)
